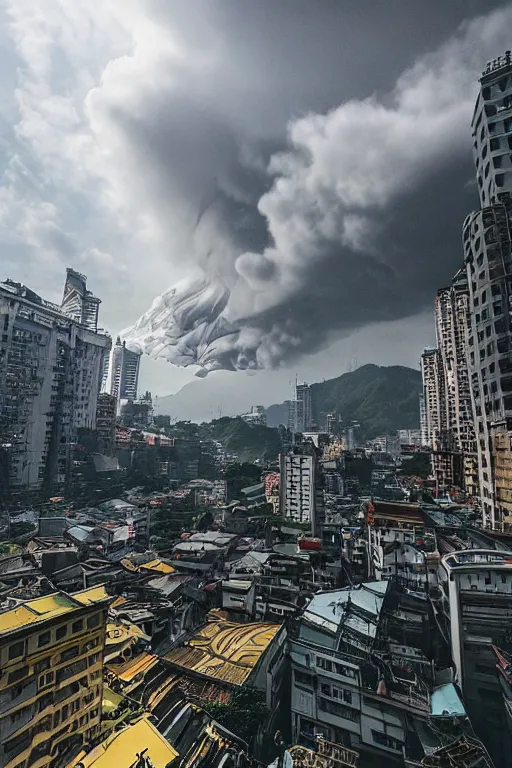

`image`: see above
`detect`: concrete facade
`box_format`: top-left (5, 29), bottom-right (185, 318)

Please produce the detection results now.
top-left (0, 278), bottom-right (111, 493)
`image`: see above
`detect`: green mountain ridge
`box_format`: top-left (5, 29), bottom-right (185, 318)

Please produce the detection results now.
top-left (161, 365), bottom-right (422, 462)
top-left (205, 417), bottom-right (282, 463)
top-left (267, 364), bottom-right (422, 440)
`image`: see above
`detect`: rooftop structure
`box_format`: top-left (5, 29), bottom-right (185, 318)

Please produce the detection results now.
top-left (66, 715), bottom-right (179, 767)
top-left (165, 614), bottom-right (281, 686)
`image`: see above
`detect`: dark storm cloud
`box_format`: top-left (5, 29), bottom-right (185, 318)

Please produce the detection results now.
top-left (101, 1), bottom-right (512, 372)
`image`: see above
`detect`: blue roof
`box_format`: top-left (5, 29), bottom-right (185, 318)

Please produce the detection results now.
top-left (301, 581), bottom-right (388, 638)
top-left (431, 683), bottom-right (466, 717)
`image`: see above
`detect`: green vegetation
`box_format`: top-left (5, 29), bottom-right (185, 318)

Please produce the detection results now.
top-left (165, 418), bottom-right (282, 464)
top-left (203, 687), bottom-right (269, 746)
top-left (225, 462), bottom-right (263, 502)
top-left (310, 364), bottom-right (421, 440)
top-left (207, 417), bottom-right (282, 463)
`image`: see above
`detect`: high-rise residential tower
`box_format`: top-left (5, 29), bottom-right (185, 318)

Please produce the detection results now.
top-left (434, 271), bottom-right (479, 496)
top-left (61, 268), bottom-right (101, 333)
top-left (463, 51), bottom-right (512, 526)
top-left (420, 347), bottom-right (445, 449)
top-left (0, 275), bottom-right (111, 494)
top-left (295, 382), bottom-right (312, 433)
top-left (108, 337), bottom-right (141, 405)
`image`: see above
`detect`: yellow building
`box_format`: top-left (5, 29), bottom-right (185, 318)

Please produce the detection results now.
top-left (0, 585), bottom-right (110, 768)
top-left (65, 716), bottom-right (178, 767)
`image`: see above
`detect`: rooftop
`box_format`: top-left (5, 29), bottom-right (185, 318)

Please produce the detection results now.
top-left (165, 612), bottom-right (280, 686)
top-left (301, 581), bottom-right (388, 638)
top-left (67, 716), bottom-right (178, 767)
top-left (0, 584), bottom-right (110, 637)
top-left (431, 683), bottom-right (466, 718)
top-left (139, 558), bottom-right (176, 575)
top-left (442, 549), bottom-right (512, 571)
top-left (106, 621), bottom-right (150, 647)
top-left (107, 651), bottom-right (159, 683)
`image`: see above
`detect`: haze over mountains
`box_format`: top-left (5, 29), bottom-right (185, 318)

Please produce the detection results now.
top-left (155, 364), bottom-right (422, 438)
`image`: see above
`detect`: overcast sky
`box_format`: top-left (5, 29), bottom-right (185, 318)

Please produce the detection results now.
top-left (1, 0), bottom-right (511, 405)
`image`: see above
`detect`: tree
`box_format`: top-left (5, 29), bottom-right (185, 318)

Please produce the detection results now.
top-left (203, 686), bottom-right (269, 746)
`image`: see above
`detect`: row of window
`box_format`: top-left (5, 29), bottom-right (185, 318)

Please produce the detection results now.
top-left (7, 613), bottom-right (101, 661)
top-left (316, 657), bottom-right (357, 679)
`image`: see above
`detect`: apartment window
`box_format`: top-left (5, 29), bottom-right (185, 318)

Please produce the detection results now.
top-left (372, 731), bottom-right (403, 751)
top-left (38, 631), bottom-right (51, 648)
top-left (8, 666), bottom-right (29, 684)
top-left (71, 699), bottom-right (80, 714)
top-left (83, 637), bottom-right (99, 652)
top-left (38, 672), bottom-right (54, 690)
top-left (72, 620), bottom-right (83, 634)
top-left (60, 645), bottom-right (79, 662)
top-left (8, 641), bottom-right (24, 660)
top-left (317, 657), bottom-right (333, 672)
top-left (56, 625), bottom-right (67, 641)
top-left (319, 698), bottom-right (358, 723)
top-left (87, 614), bottom-right (100, 630)
top-left (88, 652), bottom-right (100, 666)
top-left (34, 658), bottom-right (50, 674)
top-left (490, 137), bottom-right (501, 151)
top-left (61, 705), bottom-right (69, 721)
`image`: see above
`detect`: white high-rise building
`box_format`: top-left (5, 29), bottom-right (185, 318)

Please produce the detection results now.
top-left (295, 382), bottom-right (312, 433)
top-left (279, 446), bottom-right (323, 533)
top-left (0, 275), bottom-right (111, 492)
top-left (108, 337), bottom-right (141, 409)
top-left (463, 52), bottom-right (512, 526)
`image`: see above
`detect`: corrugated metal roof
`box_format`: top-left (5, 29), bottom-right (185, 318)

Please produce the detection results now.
top-left (140, 558), bottom-right (176, 575)
top-left (165, 617), bottom-right (280, 686)
top-left (301, 581), bottom-right (388, 639)
top-left (0, 585), bottom-right (109, 636)
top-left (66, 716), bottom-right (178, 766)
top-left (106, 622), bottom-right (150, 646)
top-left (107, 651), bottom-right (158, 683)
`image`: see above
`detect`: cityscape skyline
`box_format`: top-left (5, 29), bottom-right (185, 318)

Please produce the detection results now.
top-left (2, 6), bottom-right (512, 763)
top-left (2, 2), bottom-right (512, 401)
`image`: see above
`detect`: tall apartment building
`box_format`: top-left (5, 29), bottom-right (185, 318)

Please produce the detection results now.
top-left (419, 393), bottom-right (428, 447)
top-left (296, 382), bottom-right (312, 432)
top-left (434, 271), bottom-right (479, 496)
top-left (462, 52), bottom-right (512, 526)
top-left (421, 346), bottom-right (463, 492)
top-left (108, 336), bottom-right (141, 407)
top-left (280, 444), bottom-right (324, 534)
top-left (95, 393), bottom-right (117, 456)
top-left (0, 276), bottom-right (111, 494)
top-left (0, 585), bottom-right (110, 768)
top-left (420, 347), bottom-right (445, 449)
top-left (61, 268), bottom-right (101, 333)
